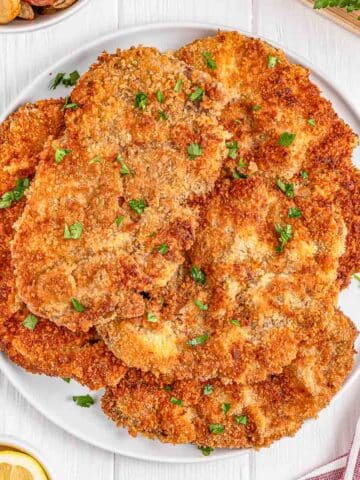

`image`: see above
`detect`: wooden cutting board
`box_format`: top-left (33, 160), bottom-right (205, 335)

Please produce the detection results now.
top-left (301, 0), bottom-right (360, 35)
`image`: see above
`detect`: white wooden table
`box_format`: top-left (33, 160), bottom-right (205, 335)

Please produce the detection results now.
top-left (0, 1), bottom-right (359, 479)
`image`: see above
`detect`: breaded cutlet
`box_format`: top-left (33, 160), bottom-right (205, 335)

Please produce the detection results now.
top-left (12, 46), bottom-right (229, 332)
top-left (0, 101), bottom-right (126, 390)
top-left (102, 308), bottom-right (356, 448)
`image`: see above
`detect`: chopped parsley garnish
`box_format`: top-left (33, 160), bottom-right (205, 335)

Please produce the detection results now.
top-left (226, 141), bottom-right (238, 159)
top-left (234, 414), bottom-right (248, 425)
top-left (62, 378), bottom-right (71, 383)
top-left (0, 178), bottom-right (30, 209)
top-left (203, 384), bottom-right (213, 395)
top-left (314, 0), bottom-right (360, 12)
top-left (202, 50), bottom-right (217, 70)
top-left (72, 395), bottom-right (94, 408)
top-left (189, 86), bottom-right (204, 102)
top-left (275, 223), bottom-right (293, 253)
top-left (117, 155), bottom-right (131, 175)
top-left (50, 70), bottom-right (80, 89)
top-left (115, 215), bottom-right (125, 227)
top-left (198, 446), bottom-right (214, 456)
top-left (128, 198), bottom-right (147, 214)
top-left (156, 244), bottom-right (169, 255)
top-left (300, 170), bottom-right (309, 179)
top-left (288, 207), bottom-right (302, 218)
top-left (54, 148), bottom-right (71, 164)
top-left (23, 314), bottom-right (38, 331)
top-left (353, 274), bottom-right (360, 282)
top-left (64, 221), bottom-right (83, 240)
top-left (170, 397), bottom-right (183, 406)
top-left (190, 266), bottom-right (206, 284)
top-left (276, 179), bottom-right (295, 198)
top-left (268, 55), bottom-right (280, 68)
top-left (278, 132), bottom-right (296, 147)
top-left (221, 403), bottom-right (231, 414)
top-left (147, 312), bottom-right (158, 323)
top-left (187, 143), bottom-right (203, 159)
top-left (164, 385), bottom-right (172, 391)
top-left (71, 298), bottom-right (85, 312)
top-left (156, 90), bottom-right (164, 103)
top-left (231, 319), bottom-right (240, 327)
top-left (209, 423), bottom-right (224, 435)
top-left (308, 118), bottom-right (316, 127)
top-left (62, 96), bottom-right (78, 111)
top-left (134, 92), bottom-right (147, 110)
top-left (174, 78), bottom-right (183, 93)
top-left (187, 333), bottom-right (209, 347)
top-left (158, 110), bottom-right (168, 121)
top-left (238, 158), bottom-right (246, 168)
top-left (252, 105), bottom-right (262, 111)
top-left (194, 299), bottom-right (208, 311)
top-left (233, 171), bottom-right (248, 179)
top-left (88, 155), bottom-right (102, 165)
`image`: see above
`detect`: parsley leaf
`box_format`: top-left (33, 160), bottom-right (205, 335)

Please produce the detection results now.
top-left (203, 385), bottom-right (213, 395)
top-left (279, 132), bottom-right (296, 147)
top-left (128, 198), bottom-right (147, 214)
top-left (354, 273), bottom-right (360, 282)
top-left (198, 446), bottom-right (214, 456)
top-left (23, 314), bottom-right (38, 331)
top-left (194, 299), bottom-right (208, 311)
top-left (62, 378), bottom-right (71, 383)
top-left (64, 221), bottom-right (83, 240)
top-left (170, 397), bottom-right (183, 406)
top-left (71, 298), bottom-right (85, 312)
top-left (0, 178), bottom-right (30, 209)
top-left (156, 90), bottom-right (164, 103)
top-left (209, 423), bottom-right (224, 434)
top-left (221, 403), bottom-right (231, 414)
top-left (54, 148), bottom-right (71, 164)
top-left (187, 143), bottom-right (203, 159)
top-left (158, 110), bottom-right (168, 121)
top-left (300, 170), bottom-right (309, 180)
top-left (134, 92), bottom-right (148, 110)
top-left (164, 385), bottom-right (172, 391)
top-left (233, 171), bottom-right (248, 179)
top-left (189, 86), bottom-right (204, 102)
top-left (231, 319), bottom-right (240, 327)
top-left (62, 96), bottom-right (78, 111)
top-left (234, 414), bottom-right (248, 425)
top-left (276, 178), bottom-right (295, 198)
top-left (190, 266), bottom-right (206, 284)
top-left (115, 215), bottom-right (125, 227)
top-left (174, 78), bottom-right (183, 93)
top-left (308, 118), bottom-right (316, 127)
top-left (202, 50), bottom-right (217, 70)
top-left (147, 312), bottom-right (158, 323)
top-left (252, 105), bottom-right (262, 111)
top-left (156, 244), bottom-right (168, 254)
top-left (72, 395), bottom-right (94, 408)
top-left (226, 141), bottom-right (238, 159)
top-left (88, 155), bottom-right (102, 165)
top-left (187, 333), bottom-right (209, 347)
top-left (288, 207), bottom-right (302, 218)
top-left (275, 223), bottom-right (293, 253)
top-left (50, 70), bottom-right (80, 89)
top-left (268, 55), bottom-right (280, 68)
top-left (117, 154), bottom-right (131, 175)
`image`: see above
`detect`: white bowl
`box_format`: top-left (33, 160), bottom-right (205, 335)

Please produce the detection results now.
top-left (0, 434), bottom-right (56, 479)
top-left (0, 0), bottom-right (91, 34)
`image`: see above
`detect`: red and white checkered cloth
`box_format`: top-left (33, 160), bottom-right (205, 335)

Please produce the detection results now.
top-left (299, 418), bottom-right (360, 480)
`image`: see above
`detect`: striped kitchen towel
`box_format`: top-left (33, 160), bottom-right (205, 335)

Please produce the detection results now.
top-left (299, 417), bottom-right (360, 480)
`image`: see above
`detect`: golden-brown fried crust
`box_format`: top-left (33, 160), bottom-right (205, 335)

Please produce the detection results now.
top-left (0, 99), bottom-right (65, 195)
top-left (0, 101), bottom-right (126, 390)
top-left (98, 174), bottom-right (346, 383)
top-left (0, 310), bottom-right (126, 390)
top-left (12, 47), bottom-right (229, 331)
top-left (102, 309), bottom-right (356, 448)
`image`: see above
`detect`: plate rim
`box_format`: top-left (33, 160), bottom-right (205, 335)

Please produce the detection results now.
top-left (0, 21), bottom-right (359, 464)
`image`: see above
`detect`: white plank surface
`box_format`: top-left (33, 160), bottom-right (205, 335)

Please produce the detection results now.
top-left (0, 1), bottom-right (359, 479)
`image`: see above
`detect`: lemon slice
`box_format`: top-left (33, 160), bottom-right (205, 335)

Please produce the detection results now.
top-left (0, 450), bottom-right (48, 480)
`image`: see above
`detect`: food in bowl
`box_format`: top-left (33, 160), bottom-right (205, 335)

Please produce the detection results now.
top-left (0, 0), bottom-right (78, 24)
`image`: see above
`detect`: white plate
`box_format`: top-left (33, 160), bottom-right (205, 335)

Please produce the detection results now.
top-left (0, 22), bottom-right (359, 463)
top-left (0, 0), bottom-right (91, 34)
